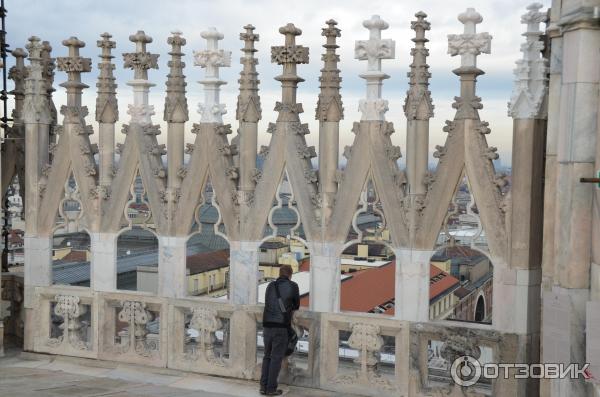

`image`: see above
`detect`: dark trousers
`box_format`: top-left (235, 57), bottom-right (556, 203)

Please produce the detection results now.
top-left (260, 327), bottom-right (288, 392)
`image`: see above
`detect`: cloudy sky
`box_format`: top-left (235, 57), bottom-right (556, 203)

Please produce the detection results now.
top-left (9, 0), bottom-right (551, 166)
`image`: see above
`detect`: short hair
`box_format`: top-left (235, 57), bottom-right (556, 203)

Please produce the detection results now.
top-left (279, 264), bottom-right (293, 278)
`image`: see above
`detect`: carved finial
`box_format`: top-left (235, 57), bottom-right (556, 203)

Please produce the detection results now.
top-left (447, 8), bottom-right (492, 69)
top-left (164, 30), bottom-right (189, 123)
top-left (96, 33), bottom-right (118, 123)
top-left (236, 24), bottom-right (261, 122)
top-left (194, 27), bottom-right (231, 123)
top-left (57, 37), bottom-right (91, 118)
top-left (508, 3), bottom-right (548, 119)
top-left (123, 30), bottom-right (159, 80)
top-left (272, 23), bottom-right (309, 121)
top-left (355, 15), bottom-right (395, 121)
top-left (316, 19), bottom-right (343, 122)
top-left (9, 48), bottom-right (29, 121)
top-left (124, 31), bottom-right (158, 124)
top-left (23, 36), bottom-right (52, 124)
top-left (404, 11), bottom-right (434, 120)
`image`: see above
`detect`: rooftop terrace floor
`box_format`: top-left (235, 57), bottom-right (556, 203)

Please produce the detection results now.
top-left (0, 347), bottom-right (358, 397)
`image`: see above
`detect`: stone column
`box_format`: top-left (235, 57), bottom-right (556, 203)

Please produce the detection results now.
top-left (164, 31), bottom-right (189, 193)
top-left (394, 248), bottom-right (430, 321)
top-left (23, 37), bottom-right (53, 350)
top-left (316, 20), bottom-right (343, 225)
top-left (96, 33), bottom-right (118, 192)
top-left (90, 232), bottom-right (117, 291)
top-left (506, 2), bottom-right (548, 338)
top-left (543, 2), bottom-right (599, 396)
top-left (307, 242), bottom-right (342, 312)
top-left (236, 25), bottom-right (261, 212)
top-left (229, 240), bottom-right (260, 305)
top-left (157, 236), bottom-right (187, 298)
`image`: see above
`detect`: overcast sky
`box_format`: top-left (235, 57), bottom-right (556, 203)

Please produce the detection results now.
top-left (8, 0), bottom-right (551, 166)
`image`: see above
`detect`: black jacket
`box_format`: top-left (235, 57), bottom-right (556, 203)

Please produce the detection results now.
top-left (262, 276), bottom-right (300, 328)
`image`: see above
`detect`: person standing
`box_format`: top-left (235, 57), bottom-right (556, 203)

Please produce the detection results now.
top-left (260, 265), bottom-right (300, 395)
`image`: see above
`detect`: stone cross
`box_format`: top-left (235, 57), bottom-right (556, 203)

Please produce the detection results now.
top-left (355, 15), bottom-right (395, 121)
top-left (271, 23), bottom-right (309, 122)
top-left (123, 31), bottom-right (158, 125)
top-left (194, 27), bottom-right (231, 123)
top-left (56, 37), bottom-right (91, 118)
top-left (447, 8), bottom-right (492, 69)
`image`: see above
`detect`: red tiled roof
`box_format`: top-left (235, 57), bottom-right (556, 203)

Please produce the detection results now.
top-left (186, 249), bottom-right (230, 275)
top-left (429, 265), bottom-right (460, 300)
top-left (297, 261), bottom-right (459, 315)
top-left (60, 250), bottom-right (87, 263)
top-left (299, 261), bottom-right (395, 313)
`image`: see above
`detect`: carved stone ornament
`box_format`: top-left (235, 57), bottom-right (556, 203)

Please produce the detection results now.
top-left (46, 295), bottom-right (90, 351)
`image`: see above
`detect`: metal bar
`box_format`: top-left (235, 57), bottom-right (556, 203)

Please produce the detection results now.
top-left (1, 0), bottom-right (8, 272)
top-left (580, 178), bottom-right (600, 183)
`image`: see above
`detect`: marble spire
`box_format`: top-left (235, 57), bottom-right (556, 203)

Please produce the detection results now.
top-left (271, 23), bottom-right (309, 122)
top-left (123, 30), bottom-right (159, 125)
top-left (96, 33), bottom-right (118, 124)
top-left (507, 3), bottom-right (548, 119)
top-left (237, 24), bottom-right (261, 197)
top-left (316, 19), bottom-right (343, 122)
top-left (194, 27), bottom-right (231, 124)
top-left (23, 36), bottom-right (51, 125)
top-left (96, 33), bottom-right (118, 189)
top-left (404, 11), bottom-right (433, 121)
top-left (165, 30), bottom-right (189, 191)
top-left (317, 19), bottom-right (343, 224)
top-left (40, 41), bottom-right (57, 130)
top-left (447, 8), bottom-right (492, 70)
top-left (164, 30), bottom-right (189, 123)
top-left (8, 48), bottom-right (28, 122)
top-left (355, 15), bottom-right (395, 121)
top-left (236, 24), bottom-right (261, 123)
top-left (405, 11), bottom-right (433, 197)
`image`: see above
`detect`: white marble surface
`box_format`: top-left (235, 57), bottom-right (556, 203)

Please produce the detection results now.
top-left (229, 240), bottom-right (260, 305)
top-left (394, 248), bottom-right (431, 322)
top-left (23, 235), bottom-right (52, 308)
top-left (90, 233), bottom-right (118, 292)
top-left (158, 236), bottom-right (188, 298)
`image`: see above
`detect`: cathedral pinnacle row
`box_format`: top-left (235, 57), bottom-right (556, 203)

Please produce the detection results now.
top-left (194, 27), bottom-right (231, 124)
top-left (355, 15), bottom-right (395, 121)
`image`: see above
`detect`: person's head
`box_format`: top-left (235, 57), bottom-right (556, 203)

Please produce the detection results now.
top-left (279, 264), bottom-right (293, 279)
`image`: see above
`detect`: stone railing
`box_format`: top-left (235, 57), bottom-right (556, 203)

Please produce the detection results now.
top-left (28, 286), bottom-right (521, 396)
